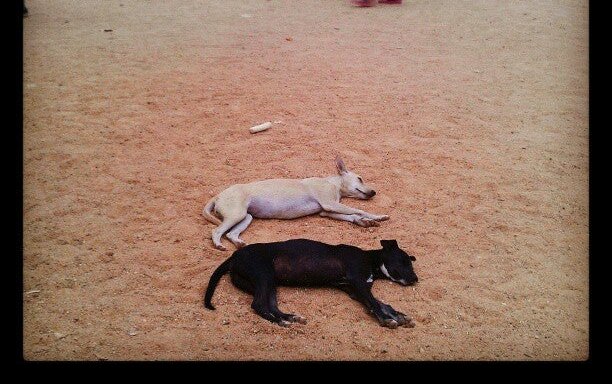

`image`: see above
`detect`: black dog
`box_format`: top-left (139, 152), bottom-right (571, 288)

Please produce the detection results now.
top-left (204, 239), bottom-right (418, 328)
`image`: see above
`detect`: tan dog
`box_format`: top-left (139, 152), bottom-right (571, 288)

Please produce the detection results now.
top-left (202, 156), bottom-right (389, 250)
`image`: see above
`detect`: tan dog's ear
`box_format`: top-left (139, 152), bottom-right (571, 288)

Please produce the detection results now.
top-left (335, 156), bottom-right (347, 175)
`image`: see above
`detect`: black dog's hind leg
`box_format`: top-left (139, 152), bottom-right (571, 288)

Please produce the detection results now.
top-left (230, 272), bottom-right (254, 294)
top-left (266, 289), bottom-right (307, 325)
top-left (242, 265), bottom-right (306, 326)
top-left (249, 273), bottom-right (296, 326)
top-left (230, 270), bottom-right (282, 324)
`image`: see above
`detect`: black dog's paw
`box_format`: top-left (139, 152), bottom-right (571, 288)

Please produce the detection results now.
top-left (289, 315), bottom-right (307, 324)
top-left (395, 312), bottom-right (416, 328)
top-left (381, 318), bottom-right (399, 329)
top-left (380, 304), bottom-right (414, 328)
top-left (276, 320), bottom-right (292, 327)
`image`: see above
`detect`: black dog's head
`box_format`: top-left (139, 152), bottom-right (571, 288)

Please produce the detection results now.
top-left (379, 240), bottom-right (418, 286)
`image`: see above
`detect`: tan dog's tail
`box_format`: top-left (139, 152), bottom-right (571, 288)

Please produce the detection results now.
top-left (202, 196), bottom-right (221, 225)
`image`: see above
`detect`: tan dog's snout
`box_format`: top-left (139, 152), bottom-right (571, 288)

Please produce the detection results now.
top-left (356, 187), bottom-right (376, 199)
top-left (355, 186), bottom-right (376, 200)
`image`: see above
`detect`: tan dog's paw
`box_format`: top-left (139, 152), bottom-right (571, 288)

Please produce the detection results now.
top-left (213, 243), bottom-right (227, 251)
top-left (355, 218), bottom-right (381, 227)
top-left (228, 238), bottom-right (247, 248)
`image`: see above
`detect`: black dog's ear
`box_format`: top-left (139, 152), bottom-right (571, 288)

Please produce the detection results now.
top-left (380, 240), bottom-right (398, 249)
top-left (409, 255), bottom-right (416, 261)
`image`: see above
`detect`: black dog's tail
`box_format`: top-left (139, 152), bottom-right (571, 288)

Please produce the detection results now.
top-left (204, 256), bottom-right (234, 310)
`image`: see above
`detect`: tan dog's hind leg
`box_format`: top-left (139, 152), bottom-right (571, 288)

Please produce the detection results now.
top-left (212, 211), bottom-right (248, 250)
top-left (225, 214), bottom-right (253, 248)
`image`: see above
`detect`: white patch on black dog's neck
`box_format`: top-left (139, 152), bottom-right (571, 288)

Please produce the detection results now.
top-left (380, 263), bottom-right (397, 281)
top-left (366, 274), bottom-right (373, 283)
top-left (380, 263), bottom-right (408, 285)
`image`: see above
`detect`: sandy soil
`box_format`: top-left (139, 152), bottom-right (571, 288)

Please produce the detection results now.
top-left (23, 0), bottom-right (589, 360)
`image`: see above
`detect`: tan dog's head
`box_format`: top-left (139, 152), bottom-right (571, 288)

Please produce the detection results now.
top-left (335, 156), bottom-right (377, 199)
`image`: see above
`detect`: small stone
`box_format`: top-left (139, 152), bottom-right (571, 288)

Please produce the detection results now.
top-left (128, 330), bottom-right (138, 336)
top-left (222, 320), bottom-right (229, 325)
top-left (53, 332), bottom-right (67, 339)
top-left (419, 347), bottom-right (424, 353)
top-left (100, 251), bottom-right (115, 263)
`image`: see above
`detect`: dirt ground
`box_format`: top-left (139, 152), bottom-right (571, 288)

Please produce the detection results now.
top-left (23, 0), bottom-right (589, 360)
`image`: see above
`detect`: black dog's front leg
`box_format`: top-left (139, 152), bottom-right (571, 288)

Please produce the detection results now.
top-left (347, 282), bottom-right (414, 328)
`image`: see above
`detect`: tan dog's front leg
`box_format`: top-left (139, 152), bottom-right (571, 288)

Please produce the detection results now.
top-left (319, 212), bottom-right (381, 227)
top-left (320, 202), bottom-right (389, 221)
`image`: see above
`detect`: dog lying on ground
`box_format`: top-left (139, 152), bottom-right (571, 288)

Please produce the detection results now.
top-left (204, 238), bottom-right (418, 328)
top-left (202, 156), bottom-right (389, 250)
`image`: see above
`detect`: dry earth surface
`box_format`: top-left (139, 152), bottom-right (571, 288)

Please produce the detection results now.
top-left (23, 0), bottom-right (588, 360)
